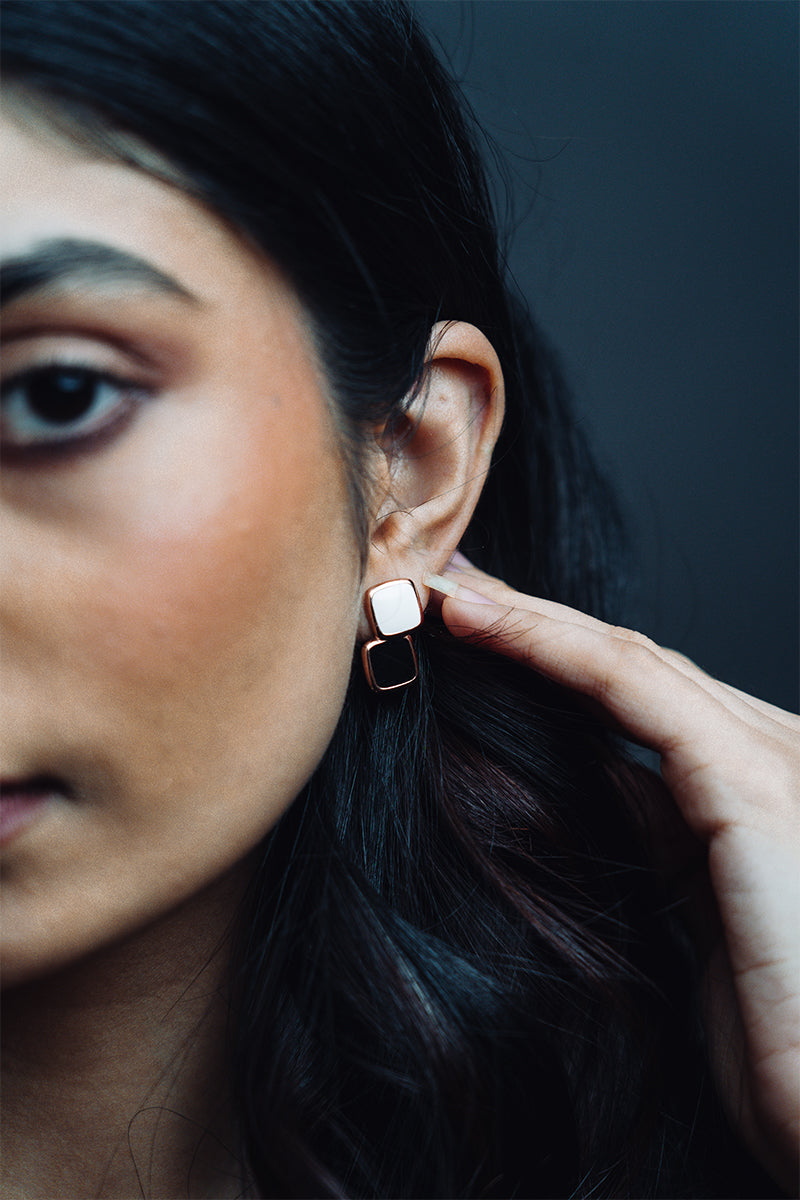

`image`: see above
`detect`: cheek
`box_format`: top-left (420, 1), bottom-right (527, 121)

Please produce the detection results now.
top-left (9, 375), bottom-right (359, 841)
top-left (98, 400), bottom-right (326, 690)
top-left (1, 384), bottom-right (361, 982)
top-left (88, 395), bottom-right (357, 790)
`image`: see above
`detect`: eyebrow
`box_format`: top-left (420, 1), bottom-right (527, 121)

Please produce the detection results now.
top-left (0, 238), bottom-right (200, 307)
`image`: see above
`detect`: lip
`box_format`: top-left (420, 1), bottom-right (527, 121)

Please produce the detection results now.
top-left (0, 776), bottom-right (65, 847)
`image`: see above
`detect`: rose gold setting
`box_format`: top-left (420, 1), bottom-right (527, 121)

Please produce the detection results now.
top-left (361, 635), bottom-right (419, 692)
top-left (365, 578), bottom-right (423, 639)
top-left (361, 580), bottom-right (423, 692)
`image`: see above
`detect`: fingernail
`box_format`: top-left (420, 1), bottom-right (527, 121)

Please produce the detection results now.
top-left (422, 571), bottom-right (495, 605)
top-left (422, 570), bottom-right (459, 597)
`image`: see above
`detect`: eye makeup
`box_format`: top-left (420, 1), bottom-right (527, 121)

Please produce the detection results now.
top-left (1, 359), bottom-right (151, 461)
top-left (0, 328), bottom-right (164, 463)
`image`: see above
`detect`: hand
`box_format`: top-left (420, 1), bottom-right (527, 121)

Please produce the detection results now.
top-left (425, 556), bottom-right (800, 1193)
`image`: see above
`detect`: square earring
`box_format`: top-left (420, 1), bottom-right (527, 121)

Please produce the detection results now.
top-left (365, 578), bottom-right (423, 639)
top-left (362, 579), bottom-right (423, 692)
top-left (362, 634), bottom-right (419, 692)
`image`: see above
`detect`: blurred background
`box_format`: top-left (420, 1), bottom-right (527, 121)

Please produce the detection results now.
top-left (415, 0), bottom-right (798, 712)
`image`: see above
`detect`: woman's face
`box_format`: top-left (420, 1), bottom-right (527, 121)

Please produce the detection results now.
top-left (1, 113), bottom-right (366, 985)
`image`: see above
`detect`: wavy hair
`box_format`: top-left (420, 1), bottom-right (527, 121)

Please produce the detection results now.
top-left (2, 3), bottom-right (776, 1195)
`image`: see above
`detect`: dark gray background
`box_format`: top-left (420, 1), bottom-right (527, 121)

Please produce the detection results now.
top-left (415, 0), bottom-right (798, 712)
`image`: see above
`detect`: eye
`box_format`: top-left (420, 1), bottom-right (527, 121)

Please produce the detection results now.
top-left (0, 364), bottom-right (148, 457)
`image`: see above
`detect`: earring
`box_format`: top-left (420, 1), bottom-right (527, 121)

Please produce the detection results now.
top-left (361, 579), bottom-right (423, 692)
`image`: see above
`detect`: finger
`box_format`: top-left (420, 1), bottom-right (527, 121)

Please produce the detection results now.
top-left (428, 565), bottom-right (611, 632)
top-left (448, 558), bottom-right (799, 725)
top-left (428, 568), bottom-right (799, 738)
top-left (448, 559), bottom-right (794, 708)
top-left (652, 644), bottom-right (799, 731)
top-left (437, 592), bottom-right (798, 838)
top-left (718, 682), bottom-right (800, 729)
top-left (438, 590), bottom-right (706, 747)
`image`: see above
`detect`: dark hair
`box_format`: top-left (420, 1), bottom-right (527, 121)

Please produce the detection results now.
top-left (2, 3), bottom-right (777, 1196)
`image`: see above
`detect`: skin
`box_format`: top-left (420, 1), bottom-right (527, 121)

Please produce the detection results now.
top-left (0, 113), bottom-right (503, 1197)
top-left (428, 556), bottom-right (800, 1194)
top-left (1, 109), bottom-right (796, 1198)
top-left (0, 112), bottom-right (363, 1198)
top-left (1, 128), bottom-right (365, 981)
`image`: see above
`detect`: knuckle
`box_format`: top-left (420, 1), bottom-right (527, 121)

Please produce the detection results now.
top-left (608, 625), bottom-right (657, 651)
top-left (593, 634), bottom-right (657, 703)
top-left (670, 649), bottom-right (699, 671)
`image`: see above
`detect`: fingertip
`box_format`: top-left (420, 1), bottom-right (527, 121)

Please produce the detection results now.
top-left (451, 585), bottom-right (497, 606)
top-left (422, 570), bottom-right (459, 598)
top-left (423, 570), bottom-right (496, 607)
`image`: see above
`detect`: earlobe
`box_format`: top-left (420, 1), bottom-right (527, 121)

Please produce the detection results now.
top-left (362, 320), bottom-right (504, 624)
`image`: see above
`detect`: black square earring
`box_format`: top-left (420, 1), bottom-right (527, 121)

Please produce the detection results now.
top-left (361, 579), bottom-right (423, 692)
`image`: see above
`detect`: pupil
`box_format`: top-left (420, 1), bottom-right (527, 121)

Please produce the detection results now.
top-left (29, 370), bottom-right (97, 425)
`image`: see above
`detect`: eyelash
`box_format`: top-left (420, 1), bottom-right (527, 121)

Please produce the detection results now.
top-left (0, 360), bottom-right (151, 462)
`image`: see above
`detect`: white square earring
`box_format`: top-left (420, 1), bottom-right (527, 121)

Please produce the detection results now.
top-left (361, 579), bottom-right (423, 692)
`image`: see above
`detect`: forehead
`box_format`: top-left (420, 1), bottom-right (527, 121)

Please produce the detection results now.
top-left (1, 109), bottom-right (279, 317)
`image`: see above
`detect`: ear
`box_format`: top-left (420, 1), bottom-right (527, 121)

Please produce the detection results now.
top-left (360, 320), bottom-right (504, 634)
